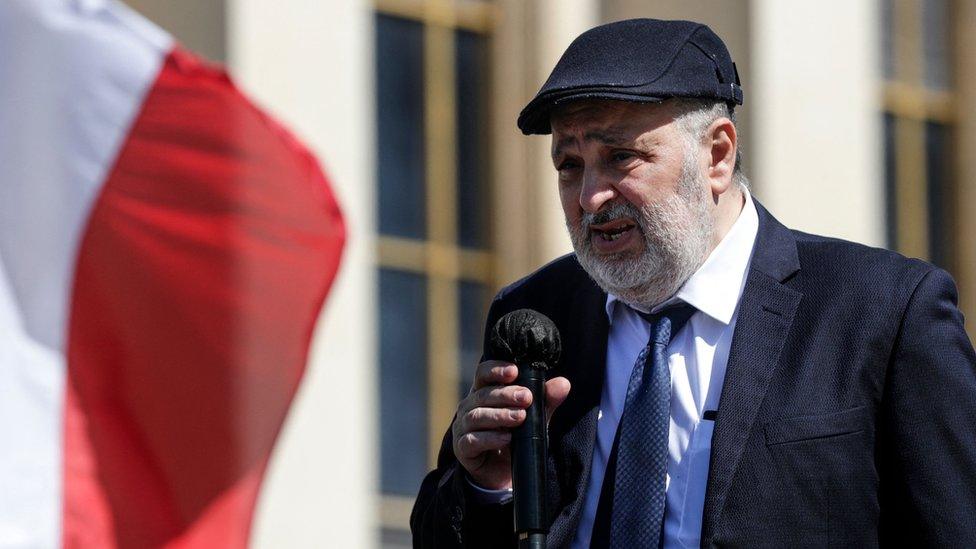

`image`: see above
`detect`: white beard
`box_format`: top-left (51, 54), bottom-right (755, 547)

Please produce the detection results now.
top-left (567, 157), bottom-right (714, 309)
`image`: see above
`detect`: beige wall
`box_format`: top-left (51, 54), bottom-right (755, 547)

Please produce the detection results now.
top-left (227, 1), bottom-right (377, 548)
top-left (751, 0), bottom-right (883, 245)
top-left (122, 0), bottom-right (226, 62)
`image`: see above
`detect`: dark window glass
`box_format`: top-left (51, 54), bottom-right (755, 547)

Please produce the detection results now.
top-left (883, 113), bottom-right (897, 250)
top-left (455, 29), bottom-right (491, 250)
top-left (926, 121), bottom-right (954, 269)
top-left (458, 281), bottom-right (490, 400)
top-left (377, 15), bottom-right (427, 239)
top-left (881, 0), bottom-right (896, 80)
top-left (923, 0), bottom-right (952, 89)
top-left (379, 269), bottom-right (428, 495)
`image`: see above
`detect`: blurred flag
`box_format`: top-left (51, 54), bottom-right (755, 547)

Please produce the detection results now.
top-left (0, 0), bottom-right (345, 547)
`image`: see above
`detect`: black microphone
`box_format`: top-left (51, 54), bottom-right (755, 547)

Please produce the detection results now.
top-left (487, 309), bottom-right (561, 549)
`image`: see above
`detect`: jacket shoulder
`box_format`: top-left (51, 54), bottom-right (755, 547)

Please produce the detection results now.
top-left (789, 230), bottom-right (947, 307)
top-left (792, 230), bottom-right (935, 281)
top-left (481, 254), bottom-right (604, 344)
top-left (494, 253), bottom-right (596, 304)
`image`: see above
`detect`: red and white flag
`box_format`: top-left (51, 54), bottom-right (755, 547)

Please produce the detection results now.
top-left (0, 1), bottom-right (346, 547)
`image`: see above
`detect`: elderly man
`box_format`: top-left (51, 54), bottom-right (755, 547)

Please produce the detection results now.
top-left (412, 18), bottom-right (976, 548)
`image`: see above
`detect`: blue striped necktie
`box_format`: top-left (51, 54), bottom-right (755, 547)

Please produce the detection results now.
top-left (591, 303), bottom-right (696, 548)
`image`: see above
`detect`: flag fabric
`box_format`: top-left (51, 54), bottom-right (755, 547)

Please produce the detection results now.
top-left (0, 1), bottom-right (346, 547)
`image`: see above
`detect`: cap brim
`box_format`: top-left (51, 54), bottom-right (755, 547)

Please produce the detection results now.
top-left (516, 88), bottom-right (667, 135)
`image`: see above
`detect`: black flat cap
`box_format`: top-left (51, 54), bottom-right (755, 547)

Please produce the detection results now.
top-left (517, 18), bottom-right (743, 135)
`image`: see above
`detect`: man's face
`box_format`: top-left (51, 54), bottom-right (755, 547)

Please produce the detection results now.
top-left (550, 100), bottom-right (714, 308)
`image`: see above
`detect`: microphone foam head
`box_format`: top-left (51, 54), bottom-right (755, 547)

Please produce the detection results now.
top-left (488, 309), bottom-right (561, 371)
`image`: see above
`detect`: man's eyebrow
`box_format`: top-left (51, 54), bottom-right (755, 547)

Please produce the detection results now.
top-left (551, 130), bottom-right (630, 160)
top-left (584, 130), bottom-right (628, 145)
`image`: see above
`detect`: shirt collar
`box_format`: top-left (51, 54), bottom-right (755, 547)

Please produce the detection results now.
top-left (605, 188), bottom-right (759, 325)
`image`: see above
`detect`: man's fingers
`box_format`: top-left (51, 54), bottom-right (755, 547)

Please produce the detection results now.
top-left (470, 383), bottom-right (532, 410)
top-left (472, 360), bottom-right (518, 392)
top-left (461, 406), bottom-right (526, 432)
top-left (455, 383), bottom-right (530, 426)
top-left (455, 430), bottom-right (512, 460)
top-left (544, 376), bottom-right (571, 423)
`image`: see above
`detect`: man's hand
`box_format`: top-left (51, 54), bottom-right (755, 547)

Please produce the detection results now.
top-left (452, 360), bottom-right (571, 490)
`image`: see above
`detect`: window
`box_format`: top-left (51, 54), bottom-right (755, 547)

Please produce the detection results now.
top-left (373, 0), bottom-right (496, 544)
top-left (882, 0), bottom-right (957, 270)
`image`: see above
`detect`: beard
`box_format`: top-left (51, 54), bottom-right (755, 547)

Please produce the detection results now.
top-left (567, 156), bottom-right (714, 309)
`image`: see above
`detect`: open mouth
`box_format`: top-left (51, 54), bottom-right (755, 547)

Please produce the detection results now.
top-left (591, 220), bottom-right (637, 242)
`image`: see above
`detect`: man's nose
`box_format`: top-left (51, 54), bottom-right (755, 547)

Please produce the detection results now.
top-left (579, 168), bottom-right (617, 214)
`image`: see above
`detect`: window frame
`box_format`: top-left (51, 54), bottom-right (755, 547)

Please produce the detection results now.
top-left (373, 0), bottom-right (498, 535)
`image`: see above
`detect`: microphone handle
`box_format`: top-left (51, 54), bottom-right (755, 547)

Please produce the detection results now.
top-left (512, 362), bottom-right (548, 543)
top-left (519, 532), bottom-right (545, 549)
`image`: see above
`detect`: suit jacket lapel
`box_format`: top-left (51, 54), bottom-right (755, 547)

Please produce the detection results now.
top-left (700, 202), bottom-right (803, 545)
top-left (547, 271), bottom-right (608, 548)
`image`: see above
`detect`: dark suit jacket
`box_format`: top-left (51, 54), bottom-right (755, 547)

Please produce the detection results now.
top-left (411, 203), bottom-right (976, 547)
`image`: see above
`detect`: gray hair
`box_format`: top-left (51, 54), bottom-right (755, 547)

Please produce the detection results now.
top-left (670, 98), bottom-right (749, 189)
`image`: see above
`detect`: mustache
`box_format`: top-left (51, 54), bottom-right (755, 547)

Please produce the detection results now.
top-left (582, 202), bottom-right (643, 228)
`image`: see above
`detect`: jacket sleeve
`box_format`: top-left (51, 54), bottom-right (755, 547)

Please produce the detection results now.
top-left (410, 433), bottom-right (517, 548)
top-left (878, 267), bottom-right (976, 545)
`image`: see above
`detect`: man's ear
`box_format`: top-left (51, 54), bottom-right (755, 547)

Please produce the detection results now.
top-left (705, 117), bottom-right (737, 195)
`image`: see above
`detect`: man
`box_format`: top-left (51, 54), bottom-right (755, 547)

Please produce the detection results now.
top-left (412, 18), bottom-right (976, 548)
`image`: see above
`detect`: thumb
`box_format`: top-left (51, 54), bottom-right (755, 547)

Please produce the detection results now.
top-left (544, 376), bottom-right (571, 424)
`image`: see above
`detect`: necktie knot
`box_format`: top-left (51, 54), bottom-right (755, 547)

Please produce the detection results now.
top-left (638, 303), bottom-right (696, 346)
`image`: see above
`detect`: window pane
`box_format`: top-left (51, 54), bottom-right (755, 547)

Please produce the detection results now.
top-left (926, 121), bottom-right (954, 269)
top-left (458, 281), bottom-right (491, 400)
top-left (923, 0), bottom-right (952, 89)
top-left (884, 113), bottom-right (897, 249)
top-left (379, 269), bottom-right (428, 495)
top-left (376, 15), bottom-right (426, 239)
top-left (455, 29), bottom-right (491, 250)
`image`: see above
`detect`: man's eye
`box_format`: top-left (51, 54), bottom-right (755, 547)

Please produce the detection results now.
top-left (610, 151), bottom-right (635, 162)
top-left (557, 160), bottom-right (580, 172)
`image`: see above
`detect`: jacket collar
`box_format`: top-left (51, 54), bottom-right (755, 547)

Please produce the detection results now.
top-left (749, 200), bottom-right (801, 283)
